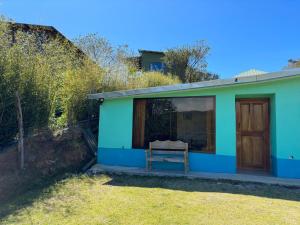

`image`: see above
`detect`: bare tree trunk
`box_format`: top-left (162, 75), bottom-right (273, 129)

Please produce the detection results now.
top-left (16, 91), bottom-right (24, 170)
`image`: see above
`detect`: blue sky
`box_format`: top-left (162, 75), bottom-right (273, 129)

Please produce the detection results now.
top-left (0, 0), bottom-right (299, 78)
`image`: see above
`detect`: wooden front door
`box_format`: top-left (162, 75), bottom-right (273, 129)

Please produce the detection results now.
top-left (236, 99), bottom-right (270, 172)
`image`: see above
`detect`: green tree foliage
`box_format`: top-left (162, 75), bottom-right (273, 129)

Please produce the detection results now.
top-left (0, 18), bottom-right (79, 144)
top-left (61, 60), bottom-right (104, 124)
top-left (0, 24), bottom-right (181, 145)
top-left (73, 34), bottom-right (139, 91)
top-left (65, 34), bottom-right (180, 123)
top-left (163, 40), bottom-right (219, 83)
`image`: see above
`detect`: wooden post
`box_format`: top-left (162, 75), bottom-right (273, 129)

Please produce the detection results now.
top-left (149, 142), bottom-right (152, 171)
top-left (88, 91), bottom-right (92, 128)
top-left (16, 91), bottom-right (24, 170)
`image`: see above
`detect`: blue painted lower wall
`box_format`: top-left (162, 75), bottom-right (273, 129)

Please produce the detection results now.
top-left (98, 148), bottom-right (300, 178)
top-left (189, 152), bottom-right (236, 173)
top-left (98, 148), bottom-right (236, 173)
top-left (98, 148), bottom-right (146, 168)
top-left (272, 157), bottom-right (300, 179)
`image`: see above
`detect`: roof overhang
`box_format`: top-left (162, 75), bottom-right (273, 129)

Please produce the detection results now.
top-left (138, 49), bottom-right (165, 55)
top-left (88, 69), bottom-right (300, 100)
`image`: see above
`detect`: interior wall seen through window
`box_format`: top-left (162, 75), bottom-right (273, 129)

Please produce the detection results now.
top-left (133, 97), bottom-right (216, 152)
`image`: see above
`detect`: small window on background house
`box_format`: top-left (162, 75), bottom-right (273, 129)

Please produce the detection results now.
top-left (132, 97), bottom-right (216, 153)
top-left (149, 62), bottom-right (165, 71)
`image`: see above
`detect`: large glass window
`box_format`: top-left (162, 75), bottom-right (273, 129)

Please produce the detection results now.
top-left (132, 97), bottom-right (215, 152)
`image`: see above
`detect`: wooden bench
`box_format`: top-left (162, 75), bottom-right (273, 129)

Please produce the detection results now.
top-left (146, 140), bottom-right (189, 173)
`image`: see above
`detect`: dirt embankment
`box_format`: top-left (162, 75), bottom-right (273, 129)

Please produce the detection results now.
top-left (0, 128), bottom-right (92, 203)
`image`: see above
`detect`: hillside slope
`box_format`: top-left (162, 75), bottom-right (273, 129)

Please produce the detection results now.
top-left (0, 128), bottom-right (92, 204)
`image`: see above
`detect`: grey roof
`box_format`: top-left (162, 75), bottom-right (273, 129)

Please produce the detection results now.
top-left (88, 68), bottom-right (300, 100)
top-left (138, 49), bottom-right (165, 54)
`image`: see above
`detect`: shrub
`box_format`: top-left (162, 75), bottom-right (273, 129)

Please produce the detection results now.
top-left (128, 71), bottom-right (181, 90)
top-left (138, 71), bottom-right (181, 88)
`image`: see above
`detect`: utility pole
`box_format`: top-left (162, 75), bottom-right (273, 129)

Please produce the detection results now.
top-left (16, 91), bottom-right (24, 169)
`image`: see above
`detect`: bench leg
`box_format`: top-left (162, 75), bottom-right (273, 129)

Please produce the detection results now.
top-left (186, 162), bottom-right (189, 174)
top-left (146, 151), bottom-right (151, 172)
top-left (146, 151), bottom-right (148, 171)
top-left (149, 151), bottom-right (152, 171)
top-left (184, 152), bottom-right (189, 174)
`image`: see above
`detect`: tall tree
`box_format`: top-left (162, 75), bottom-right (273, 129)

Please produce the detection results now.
top-left (0, 17), bottom-right (78, 144)
top-left (74, 34), bottom-right (138, 90)
top-left (163, 41), bottom-right (218, 83)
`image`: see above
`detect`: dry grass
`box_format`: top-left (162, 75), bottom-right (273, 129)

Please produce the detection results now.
top-left (1, 174), bottom-right (300, 225)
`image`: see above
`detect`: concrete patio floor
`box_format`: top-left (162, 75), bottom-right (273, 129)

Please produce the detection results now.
top-left (89, 164), bottom-right (300, 188)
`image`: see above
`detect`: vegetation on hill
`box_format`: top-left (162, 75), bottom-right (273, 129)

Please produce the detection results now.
top-left (163, 41), bottom-right (219, 83)
top-left (0, 17), bottom-right (217, 146)
top-left (0, 20), bottom-right (79, 144)
top-left (0, 20), bottom-right (179, 145)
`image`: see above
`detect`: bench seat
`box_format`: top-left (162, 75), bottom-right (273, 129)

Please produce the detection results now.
top-left (146, 140), bottom-right (189, 173)
top-left (150, 156), bottom-right (185, 163)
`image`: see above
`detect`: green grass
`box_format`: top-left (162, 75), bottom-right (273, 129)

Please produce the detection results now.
top-left (1, 174), bottom-right (300, 225)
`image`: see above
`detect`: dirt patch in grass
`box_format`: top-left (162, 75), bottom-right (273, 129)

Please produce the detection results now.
top-left (0, 128), bottom-right (92, 204)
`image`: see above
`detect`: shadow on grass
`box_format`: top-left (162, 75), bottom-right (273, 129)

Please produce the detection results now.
top-left (1, 172), bottom-right (300, 221)
top-left (103, 173), bottom-right (300, 202)
top-left (0, 169), bottom-right (80, 220)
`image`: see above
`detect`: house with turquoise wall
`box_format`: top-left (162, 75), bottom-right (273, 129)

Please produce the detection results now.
top-left (88, 69), bottom-right (300, 179)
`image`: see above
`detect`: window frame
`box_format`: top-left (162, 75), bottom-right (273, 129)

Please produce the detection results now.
top-left (132, 96), bottom-right (216, 154)
top-left (149, 62), bottom-right (165, 72)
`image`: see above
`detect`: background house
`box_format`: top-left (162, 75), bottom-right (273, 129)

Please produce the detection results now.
top-left (129, 50), bottom-right (166, 73)
top-left (138, 50), bottom-right (166, 72)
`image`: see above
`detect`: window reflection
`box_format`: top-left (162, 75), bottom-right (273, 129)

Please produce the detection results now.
top-left (133, 97), bottom-right (215, 152)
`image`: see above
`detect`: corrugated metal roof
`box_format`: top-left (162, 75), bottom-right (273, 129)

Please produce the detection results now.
top-left (88, 68), bottom-right (300, 100)
top-left (235, 69), bottom-right (268, 78)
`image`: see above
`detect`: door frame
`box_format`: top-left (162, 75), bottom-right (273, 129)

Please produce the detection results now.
top-left (235, 98), bottom-right (270, 172)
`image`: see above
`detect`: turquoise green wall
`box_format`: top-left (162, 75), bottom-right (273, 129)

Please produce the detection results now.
top-left (99, 77), bottom-right (300, 160)
top-left (275, 79), bottom-right (300, 158)
top-left (99, 98), bottom-right (133, 149)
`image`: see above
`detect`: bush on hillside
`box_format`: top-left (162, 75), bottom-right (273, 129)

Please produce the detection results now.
top-left (129, 71), bottom-right (181, 89)
top-left (0, 19), bottom-right (79, 144)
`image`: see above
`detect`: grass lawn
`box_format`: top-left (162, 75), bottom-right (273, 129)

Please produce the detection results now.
top-left (1, 174), bottom-right (300, 225)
